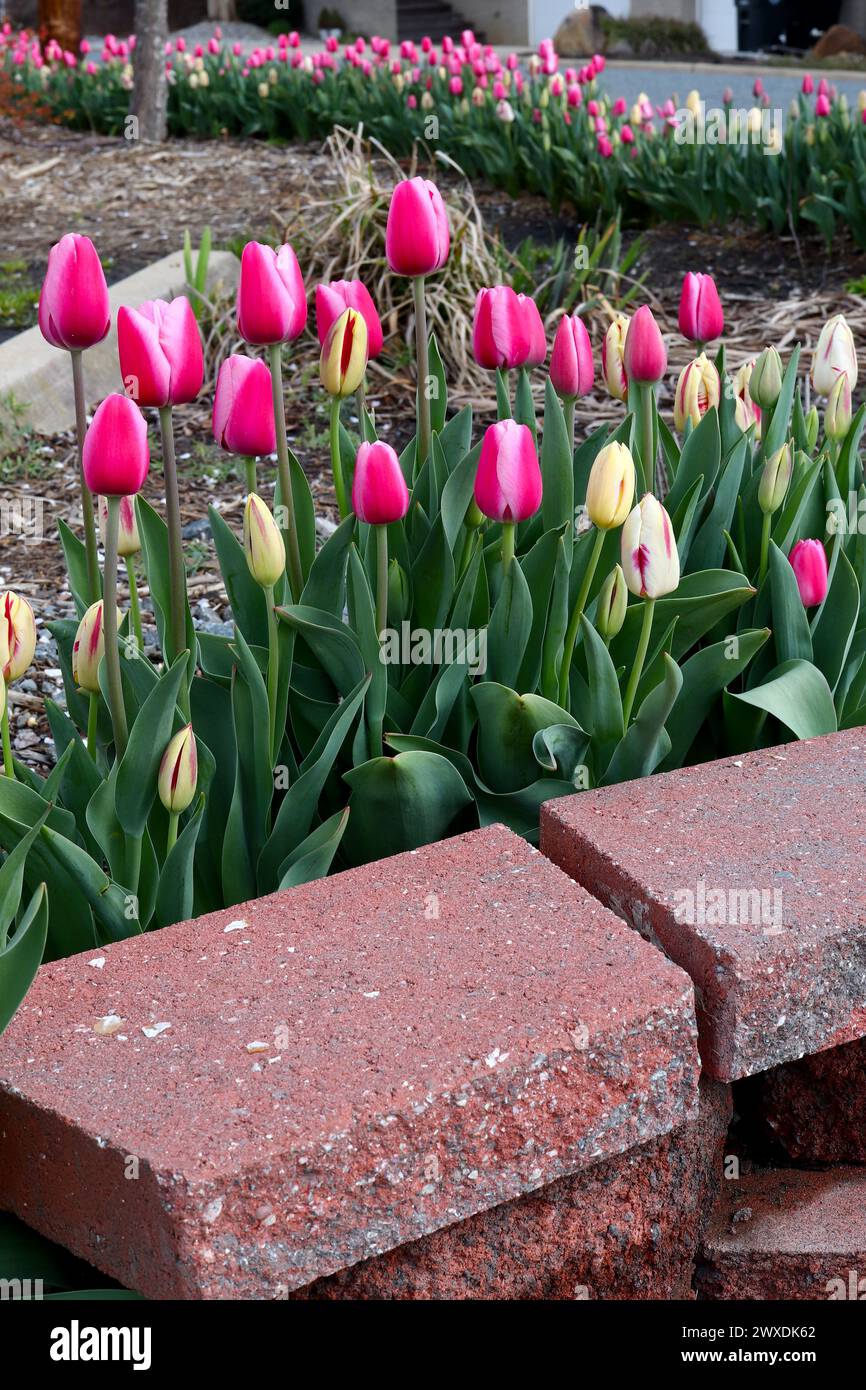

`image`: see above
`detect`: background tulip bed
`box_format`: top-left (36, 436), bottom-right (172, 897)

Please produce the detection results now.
top-left (6, 25), bottom-right (866, 247)
top-left (2, 166), bottom-right (865, 1048)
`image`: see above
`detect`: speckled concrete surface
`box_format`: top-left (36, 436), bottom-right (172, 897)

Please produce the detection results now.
top-left (541, 730), bottom-right (866, 1083)
top-left (698, 1166), bottom-right (866, 1301)
top-left (0, 824), bottom-right (698, 1299)
top-left (293, 1078), bottom-right (731, 1300)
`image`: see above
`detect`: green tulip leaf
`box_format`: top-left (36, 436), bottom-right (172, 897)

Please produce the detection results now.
top-left (602, 653), bottom-right (683, 785)
top-left (471, 682), bottom-right (579, 793)
top-left (729, 659), bottom-right (838, 739)
top-left (0, 884), bottom-right (48, 1036)
top-left (114, 652), bottom-right (189, 838)
top-left (342, 750), bottom-right (472, 865)
top-left (277, 808), bottom-right (350, 889)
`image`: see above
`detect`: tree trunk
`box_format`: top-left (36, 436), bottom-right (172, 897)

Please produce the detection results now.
top-left (38, 0), bottom-right (81, 52)
top-left (131, 0), bottom-right (168, 144)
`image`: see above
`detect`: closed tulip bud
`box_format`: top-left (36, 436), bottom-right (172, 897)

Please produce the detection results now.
top-left (243, 493), bottom-right (285, 588)
top-left (474, 419), bottom-right (542, 523)
top-left (586, 441), bottom-right (635, 530)
top-left (825, 371), bottom-right (852, 441)
top-left (82, 395), bottom-right (149, 497)
top-left (596, 564), bottom-right (628, 641)
top-left (733, 357), bottom-right (761, 436)
top-left (472, 285), bottom-right (532, 370)
top-left (38, 233), bottom-right (110, 351)
top-left (72, 600), bottom-right (120, 694)
top-left (385, 177), bottom-right (450, 277)
top-left (520, 294), bottom-right (547, 367)
top-left (0, 672), bottom-right (4, 726)
top-left (213, 354), bottom-right (276, 457)
top-left (812, 314), bottom-right (858, 395)
top-left (623, 305), bottom-right (667, 385)
top-left (550, 313), bottom-right (594, 399)
top-left (352, 441), bottom-right (410, 524)
top-left (749, 346), bottom-right (783, 409)
top-left (621, 493), bottom-right (680, 599)
top-left (678, 272), bottom-right (724, 345)
top-left (758, 443), bottom-right (793, 515)
top-left (98, 494), bottom-right (140, 557)
top-left (673, 353), bottom-right (720, 431)
top-left (117, 296), bottom-right (203, 408)
top-left (789, 538), bottom-right (828, 607)
top-left (602, 314), bottom-right (629, 401)
top-left (158, 724), bottom-right (198, 814)
top-left (388, 558), bottom-right (410, 625)
top-left (236, 241), bottom-right (307, 346)
top-left (315, 279), bottom-right (384, 358)
top-left (0, 591), bottom-right (36, 683)
top-left (320, 307), bottom-right (369, 397)
top-left (804, 404), bottom-right (820, 451)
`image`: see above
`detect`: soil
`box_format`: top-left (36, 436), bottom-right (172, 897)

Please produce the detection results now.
top-left (2, 116), bottom-right (866, 772)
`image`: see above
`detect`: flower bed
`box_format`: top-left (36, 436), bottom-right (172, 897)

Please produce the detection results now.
top-left (1, 169), bottom-right (864, 1051)
top-left (3, 26), bottom-right (866, 245)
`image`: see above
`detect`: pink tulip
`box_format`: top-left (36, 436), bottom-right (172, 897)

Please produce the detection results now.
top-left (315, 279), bottom-right (384, 357)
top-left (789, 539), bottom-right (828, 607)
top-left (385, 178), bottom-right (450, 277)
top-left (816, 94), bottom-right (831, 117)
top-left (236, 241), bottom-right (307, 345)
top-left (678, 272), bottom-right (724, 345)
top-left (519, 294), bottom-right (547, 366)
top-left (474, 419), bottom-right (542, 523)
top-left (550, 314), bottom-right (594, 399)
top-left (473, 286), bottom-right (532, 370)
top-left (213, 355), bottom-right (276, 457)
top-left (82, 395), bottom-right (149, 497)
top-left (38, 233), bottom-right (110, 351)
top-left (623, 305), bottom-right (667, 384)
top-left (352, 441), bottom-right (410, 524)
top-left (117, 296), bottom-right (203, 408)
top-left (802, 73), bottom-right (814, 95)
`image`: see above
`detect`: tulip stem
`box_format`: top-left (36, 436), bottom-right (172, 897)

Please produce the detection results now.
top-left (564, 397), bottom-right (576, 455)
top-left (640, 383), bottom-right (656, 494)
top-left (622, 597), bottom-right (655, 728)
top-left (167, 811), bottom-right (179, 857)
top-left (102, 496), bottom-right (129, 759)
top-left (559, 525), bottom-right (605, 709)
top-left (157, 406), bottom-right (190, 720)
top-left (355, 382), bottom-right (368, 442)
top-left (376, 525), bottom-right (389, 640)
top-left (1, 705), bottom-right (13, 779)
top-left (759, 513), bottom-right (772, 587)
top-left (125, 556), bottom-right (144, 654)
top-left (87, 692), bottom-right (99, 762)
top-left (70, 349), bottom-right (101, 605)
top-left (264, 584), bottom-right (279, 765)
top-left (413, 275), bottom-right (431, 470)
top-left (501, 521), bottom-right (516, 580)
top-left (267, 343), bottom-right (304, 602)
top-left (244, 457), bottom-right (256, 497)
top-left (329, 396), bottom-right (349, 521)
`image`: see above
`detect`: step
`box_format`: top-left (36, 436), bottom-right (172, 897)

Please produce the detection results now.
top-left (541, 728), bottom-right (866, 1083)
top-left (0, 249), bottom-right (239, 436)
top-left (756, 1034), bottom-right (866, 1164)
top-left (0, 825), bottom-right (699, 1299)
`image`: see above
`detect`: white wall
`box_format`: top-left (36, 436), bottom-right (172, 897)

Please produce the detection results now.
top-left (696, 0), bottom-right (738, 53)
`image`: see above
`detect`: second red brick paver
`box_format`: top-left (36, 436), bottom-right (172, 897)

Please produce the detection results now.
top-left (0, 824), bottom-right (698, 1299)
top-left (698, 1167), bottom-right (866, 1301)
top-left (541, 730), bottom-right (866, 1081)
